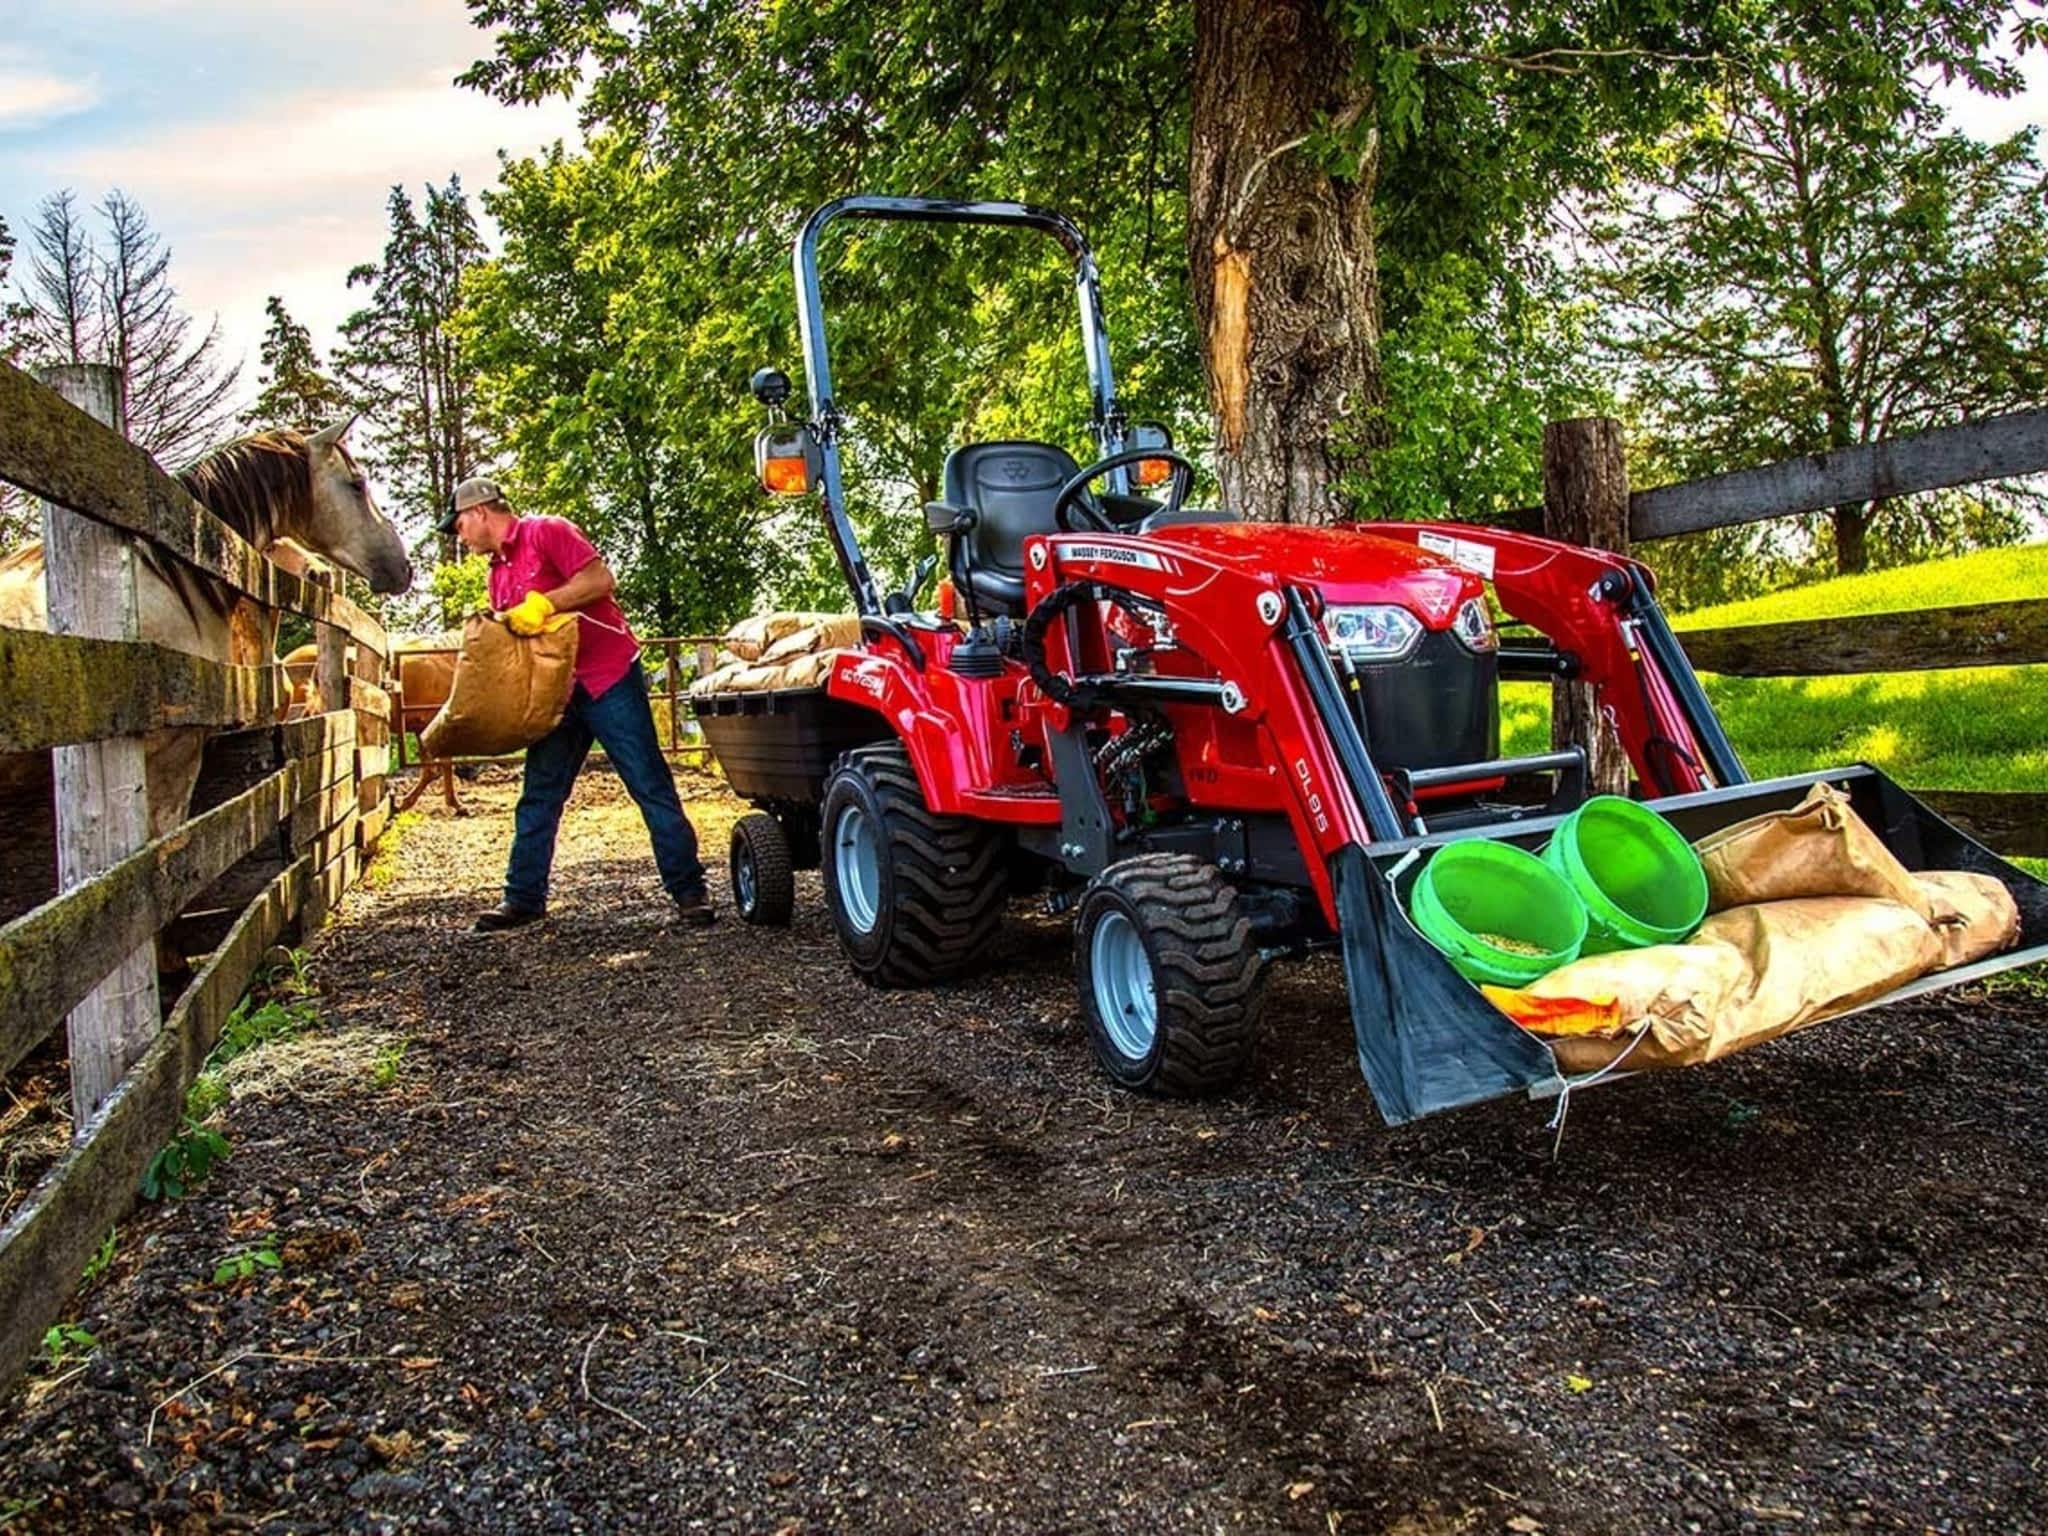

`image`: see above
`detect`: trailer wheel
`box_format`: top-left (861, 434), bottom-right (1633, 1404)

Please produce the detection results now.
top-left (1074, 854), bottom-right (1265, 1096)
top-left (730, 812), bottom-right (796, 926)
top-left (821, 744), bottom-right (1005, 985)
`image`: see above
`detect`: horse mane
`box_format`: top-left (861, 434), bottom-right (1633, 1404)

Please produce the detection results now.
top-left (175, 430), bottom-right (312, 549)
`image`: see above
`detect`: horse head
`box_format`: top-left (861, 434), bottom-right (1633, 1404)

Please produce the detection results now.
top-left (300, 417), bottom-right (414, 595)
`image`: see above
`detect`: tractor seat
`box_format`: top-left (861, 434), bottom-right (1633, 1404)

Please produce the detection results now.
top-left (941, 440), bottom-right (1082, 616)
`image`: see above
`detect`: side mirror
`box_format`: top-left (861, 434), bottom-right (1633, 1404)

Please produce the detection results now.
top-left (755, 424), bottom-right (820, 495)
top-left (750, 367), bottom-right (792, 409)
top-left (924, 500), bottom-right (974, 535)
top-left (1130, 422), bottom-right (1175, 489)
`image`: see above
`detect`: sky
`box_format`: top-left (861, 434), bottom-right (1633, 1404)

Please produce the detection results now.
top-left (0, 0), bottom-right (579, 398)
top-left (3, 2), bottom-right (2047, 425)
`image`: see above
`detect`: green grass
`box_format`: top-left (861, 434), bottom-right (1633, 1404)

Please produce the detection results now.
top-left (1501, 542), bottom-right (2048, 878)
top-left (1668, 543), bottom-right (2048, 630)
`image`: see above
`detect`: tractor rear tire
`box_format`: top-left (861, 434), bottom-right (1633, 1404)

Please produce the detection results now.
top-left (1074, 853), bottom-right (1265, 1096)
top-left (730, 812), bottom-right (795, 926)
top-left (821, 743), bottom-right (1005, 986)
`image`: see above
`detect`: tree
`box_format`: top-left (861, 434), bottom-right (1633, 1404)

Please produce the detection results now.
top-left (13, 189), bottom-right (242, 467)
top-left (1585, 9), bottom-right (2048, 577)
top-left (455, 140), bottom-right (785, 633)
top-left (245, 295), bottom-right (350, 432)
top-left (336, 178), bottom-right (490, 559)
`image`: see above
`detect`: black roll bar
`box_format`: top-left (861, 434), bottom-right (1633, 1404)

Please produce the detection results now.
top-left (791, 197), bottom-right (1127, 616)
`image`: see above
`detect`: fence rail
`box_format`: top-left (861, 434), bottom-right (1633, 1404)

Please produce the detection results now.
top-left (0, 362), bottom-right (392, 1388)
top-left (1539, 413), bottom-right (2048, 855)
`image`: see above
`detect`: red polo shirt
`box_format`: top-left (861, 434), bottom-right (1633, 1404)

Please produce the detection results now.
top-left (487, 515), bottom-right (640, 698)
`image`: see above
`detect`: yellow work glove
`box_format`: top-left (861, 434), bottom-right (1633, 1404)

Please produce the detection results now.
top-left (505, 590), bottom-right (556, 636)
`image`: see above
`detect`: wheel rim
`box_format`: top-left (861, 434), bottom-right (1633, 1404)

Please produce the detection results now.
top-left (834, 804), bottom-right (882, 933)
top-left (732, 841), bottom-right (758, 914)
top-left (1090, 909), bottom-right (1156, 1062)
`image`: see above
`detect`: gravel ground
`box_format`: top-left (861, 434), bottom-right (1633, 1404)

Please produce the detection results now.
top-left (2, 765), bottom-right (2044, 1534)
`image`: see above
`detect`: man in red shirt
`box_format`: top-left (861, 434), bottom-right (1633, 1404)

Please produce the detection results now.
top-left (439, 477), bottom-right (714, 931)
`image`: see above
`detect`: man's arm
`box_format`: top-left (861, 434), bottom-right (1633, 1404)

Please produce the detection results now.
top-left (543, 555), bottom-right (616, 613)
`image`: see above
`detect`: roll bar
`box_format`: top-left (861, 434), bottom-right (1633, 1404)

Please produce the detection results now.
top-left (790, 197), bottom-right (1127, 615)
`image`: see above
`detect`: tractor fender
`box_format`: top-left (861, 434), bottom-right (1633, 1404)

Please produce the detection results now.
top-left (824, 646), bottom-right (994, 816)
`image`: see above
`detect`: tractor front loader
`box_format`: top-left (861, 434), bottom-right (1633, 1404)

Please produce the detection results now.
top-left (694, 195), bottom-right (2048, 1126)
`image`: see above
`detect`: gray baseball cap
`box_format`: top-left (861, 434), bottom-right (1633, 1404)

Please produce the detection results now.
top-left (439, 476), bottom-right (505, 533)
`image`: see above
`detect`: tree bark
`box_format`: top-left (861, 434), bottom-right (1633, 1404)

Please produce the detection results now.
top-left (1543, 417), bottom-right (1633, 796)
top-left (1189, 0), bottom-right (1381, 525)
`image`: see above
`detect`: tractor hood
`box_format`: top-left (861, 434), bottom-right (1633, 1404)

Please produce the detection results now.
top-left (1148, 521), bottom-right (1482, 629)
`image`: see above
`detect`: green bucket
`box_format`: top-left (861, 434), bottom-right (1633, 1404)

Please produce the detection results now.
top-left (1540, 795), bottom-right (1708, 954)
top-left (1408, 839), bottom-right (1589, 987)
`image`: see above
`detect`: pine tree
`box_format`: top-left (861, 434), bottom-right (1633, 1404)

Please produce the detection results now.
top-left (12, 188), bottom-right (241, 467)
top-left (336, 178), bottom-right (489, 559)
top-left (246, 295), bottom-right (349, 432)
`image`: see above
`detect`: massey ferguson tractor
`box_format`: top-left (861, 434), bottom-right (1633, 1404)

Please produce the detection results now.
top-left (693, 195), bottom-right (2047, 1125)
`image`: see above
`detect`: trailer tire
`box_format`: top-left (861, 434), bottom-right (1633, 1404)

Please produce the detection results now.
top-left (821, 744), bottom-right (1005, 986)
top-left (730, 812), bottom-right (796, 926)
top-left (1074, 854), bottom-right (1265, 1097)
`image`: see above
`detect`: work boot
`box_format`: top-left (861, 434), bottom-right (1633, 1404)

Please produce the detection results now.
top-left (473, 902), bottom-right (545, 933)
top-left (671, 894), bottom-right (718, 929)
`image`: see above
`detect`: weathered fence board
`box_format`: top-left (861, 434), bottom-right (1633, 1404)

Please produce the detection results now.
top-left (37, 365), bottom-right (160, 1123)
top-left (0, 363), bottom-right (385, 653)
top-left (1678, 599), bottom-right (2048, 676)
top-left (0, 628), bottom-right (280, 751)
top-left (1632, 408), bottom-right (2048, 543)
top-left (0, 764), bottom-right (300, 1076)
top-left (0, 858), bottom-right (307, 1388)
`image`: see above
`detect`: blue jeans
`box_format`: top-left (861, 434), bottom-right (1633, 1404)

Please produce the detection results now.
top-left (504, 660), bottom-right (706, 912)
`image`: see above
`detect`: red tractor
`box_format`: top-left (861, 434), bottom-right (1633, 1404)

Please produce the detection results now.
top-left (694, 196), bottom-right (2047, 1124)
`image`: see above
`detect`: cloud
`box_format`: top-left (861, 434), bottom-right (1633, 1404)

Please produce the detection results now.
top-left (0, 64), bottom-right (100, 131)
top-left (44, 73), bottom-right (578, 199)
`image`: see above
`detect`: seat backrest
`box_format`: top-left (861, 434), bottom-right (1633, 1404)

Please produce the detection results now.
top-left (941, 441), bottom-right (1081, 615)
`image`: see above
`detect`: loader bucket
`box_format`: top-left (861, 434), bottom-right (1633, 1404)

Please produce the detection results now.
top-left (1337, 765), bottom-right (2048, 1127)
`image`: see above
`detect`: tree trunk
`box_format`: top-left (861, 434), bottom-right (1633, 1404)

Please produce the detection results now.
top-left (1831, 502), bottom-right (1870, 575)
top-left (1189, 0), bottom-right (1382, 525)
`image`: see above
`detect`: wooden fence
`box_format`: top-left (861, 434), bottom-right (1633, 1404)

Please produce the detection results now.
top-left (0, 361), bottom-right (394, 1387)
top-left (1538, 410), bottom-right (2048, 855)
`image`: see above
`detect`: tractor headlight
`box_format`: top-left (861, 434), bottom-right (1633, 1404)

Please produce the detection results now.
top-left (1322, 604), bottom-right (1422, 664)
top-left (1450, 596), bottom-right (1498, 653)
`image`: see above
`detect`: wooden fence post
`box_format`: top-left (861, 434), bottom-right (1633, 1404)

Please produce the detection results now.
top-left (1542, 417), bottom-right (1634, 797)
top-left (37, 363), bottom-right (161, 1124)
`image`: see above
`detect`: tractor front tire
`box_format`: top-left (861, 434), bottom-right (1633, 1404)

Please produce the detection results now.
top-left (1074, 854), bottom-right (1265, 1096)
top-left (821, 744), bottom-right (1005, 986)
top-left (730, 812), bottom-right (795, 926)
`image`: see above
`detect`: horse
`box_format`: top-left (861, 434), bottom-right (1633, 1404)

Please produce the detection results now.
top-left (0, 417), bottom-right (412, 927)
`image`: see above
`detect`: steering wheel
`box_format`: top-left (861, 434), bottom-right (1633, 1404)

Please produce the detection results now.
top-left (1052, 448), bottom-right (1197, 533)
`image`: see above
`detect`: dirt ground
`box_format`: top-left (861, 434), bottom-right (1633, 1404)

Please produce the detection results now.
top-left (3, 765), bottom-right (2045, 1534)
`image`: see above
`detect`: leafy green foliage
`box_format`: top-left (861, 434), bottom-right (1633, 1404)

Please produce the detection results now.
top-left (39, 1323), bottom-right (96, 1371)
top-left (81, 1227), bottom-right (117, 1289)
top-left (146, 949), bottom-right (319, 1199)
top-left (141, 1120), bottom-right (230, 1201)
top-left (245, 296), bottom-right (351, 433)
top-left (337, 180), bottom-right (491, 564)
top-left (211, 1245), bottom-right (283, 1287)
top-left (1583, 2), bottom-right (2048, 582)
top-left (430, 552), bottom-right (491, 628)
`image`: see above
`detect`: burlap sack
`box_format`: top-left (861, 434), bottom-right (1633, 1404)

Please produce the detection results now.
top-left (759, 614), bottom-right (864, 665)
top-left (419, 612), bottom-right (580, 758)
top-left (1915, 871), bottom-right (2021, 967)
top-left (688, 660), bottom-right (747, 697)
top-left (1526, 941), bottom-right (1754, 1074)
top-left (1694, 781), bottom-right (1941, 921)
top-left (1532, 895), bottom-right (1945, 1074)
top-left (725, 611), bottom-right (844, 662)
